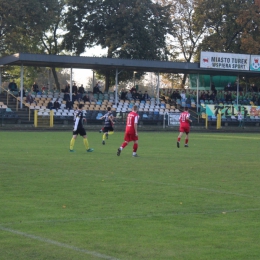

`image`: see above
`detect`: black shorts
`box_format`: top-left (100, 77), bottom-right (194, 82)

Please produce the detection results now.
top-left (73, 128), bottom-right (86, 136)
top-left (103, 126), bottom-right (114, 132)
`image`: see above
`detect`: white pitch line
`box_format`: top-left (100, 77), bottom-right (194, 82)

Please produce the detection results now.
top-left (0, 226), bottom-right (120, 260)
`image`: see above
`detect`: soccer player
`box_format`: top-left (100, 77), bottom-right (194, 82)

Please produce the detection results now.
top-left (117, 105), bottom-right (139, 157)
top-left (177, 107), bottom-right (192, 148)
top-left (69, 104), bottom-right (94, 152)
top-left (99, 107), bottom-right (115, 145)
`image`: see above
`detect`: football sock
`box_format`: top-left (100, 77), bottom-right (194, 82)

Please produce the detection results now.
top-left (185, 139), bottom-right (188, 144)
top-left (102, 133), bottom-right (106, 141)
top-left (108, 131), bottom-right (114, 135)
top-left (121, 142), bottom-right (127, 149)
top-left (133, 143), bottom-right (138, 153)
top-left (83, 138), bottom-right (89, 149)
top-left (177, 137), bottom-right (181, 142)
top-left (70, 138), bottom-right (75, 150)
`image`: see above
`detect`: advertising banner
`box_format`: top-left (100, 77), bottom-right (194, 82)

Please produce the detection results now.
top-left (168, 113), bottom-right (181, 126)
top-left (205, 105), bottom-right (260, 117)
top-left (250, 55), bottom-right (260, 71)
top-left (200, 52), bottom-right (250, 71)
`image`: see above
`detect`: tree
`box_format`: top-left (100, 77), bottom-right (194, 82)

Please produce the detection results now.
top-left (158, 0), bottom-right (208, 88)
top-left (194, 0), bottom-right (260, 54)
top-left (0, 0), bottom-right (67, 90)
top-left (63, 0), bottom-right (172, 91)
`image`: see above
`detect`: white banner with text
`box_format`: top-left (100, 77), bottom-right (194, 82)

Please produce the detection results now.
top-left (200, 52), bottom-right (250, 71)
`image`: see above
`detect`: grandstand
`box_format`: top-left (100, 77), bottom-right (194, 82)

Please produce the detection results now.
top-left (1, 85), bottom-right (260, 129)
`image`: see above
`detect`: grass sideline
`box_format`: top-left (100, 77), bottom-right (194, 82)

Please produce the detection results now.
top-left (0, 131), bottom-right (260, 260)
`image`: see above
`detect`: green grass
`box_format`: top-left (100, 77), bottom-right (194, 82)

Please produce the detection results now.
top-left (0, 131), bottom-right (260, 260)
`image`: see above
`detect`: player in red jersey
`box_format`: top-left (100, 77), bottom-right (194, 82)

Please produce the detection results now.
top-left (177, 107), bottom-right (192, 148)
top-left (117, 105), bottom-right (139, 157)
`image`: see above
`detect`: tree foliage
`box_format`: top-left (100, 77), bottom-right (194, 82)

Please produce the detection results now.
top-left (158, 0), bottom-right (208, 88)
top-left (0, 0), bottom-right (67, 89)
top-left (63, 0), bottom-right (172, 90)
top-left (194, 0), bottom-right (260, 54)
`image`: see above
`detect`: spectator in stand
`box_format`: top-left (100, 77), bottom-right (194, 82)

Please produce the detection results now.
top-left (93, 83), bottom-right (102, 94)
top-left (32, 82), bottom-right (39, 94)
top-left (19, 88), bottom-right (26, 97)
top-left (88, 93), bottom-right (97, 102)
top-left (66, 100), bottom-right (73, 110)
top-left (251, 83), bottom-right (258, 92)
top-left (82, 93), bottom-right (90, 103)
top-left (53, 99), bottom-right (60, 110)
top-left (204, 91), bottom-right (210, 100)
top-left (97, 81), bottom-right (103, 93)
top-left (136, 91), bottom-right (142, 100)
top-left (130, 86), bottom-right (137, 93)
top-left (41, 85), bottom-right (47, 94)
top-left (63, 91), bottom-right (70, 102)
top-left (211, 83), bottom-right (217, 95)
top-left (126, 91), bottom-right (132, 101)
top-left (209, 91), bottom-right (216, 102)
top-left (8, 80), bottom-right (18, 92)
top-left (47, 101), bottom-right (53, 109)
top-left (142, 91), bottom-right (150, 102)
top-left (258, 95), bottom-right (260, 106)
top-left (251, 94), bottom-right (258, 105)
top-left (26, 92), bottom-right (35, 104)
top-left (78, 84), bottom-right (85, 99)
top-left (170, 90), bottom-right (180, 101)
top-left (225, 82), bottom-right (232, 91)
top-left (200, 90), bottom-right (206, 100)
top-left (132, 90), bottom-right (138, 101)
top-left (120, 89), bottom-right (127, 101)
top-left (64, 84), bottom-right (70, 93)
top-left (72, 82), bottom-right (78, 94)
top-left (180, 91), bottom-right (186, 101)
top-left (72, 92), bottom-right (77, 103)
top-left (225, 91), bottom-right (232, 102)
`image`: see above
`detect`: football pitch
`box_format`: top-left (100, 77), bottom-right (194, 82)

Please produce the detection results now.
top-left (0, 131), bottom-right (260, 260)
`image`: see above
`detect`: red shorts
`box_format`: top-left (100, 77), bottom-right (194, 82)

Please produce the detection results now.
top-left (179, 125), bottom-right (190, 134)
top-left (124, 133), bottom-right (138, 142)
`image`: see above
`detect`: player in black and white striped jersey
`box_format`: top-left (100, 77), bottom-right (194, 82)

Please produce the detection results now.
top-left (69, 104), bottom-right (94, 152)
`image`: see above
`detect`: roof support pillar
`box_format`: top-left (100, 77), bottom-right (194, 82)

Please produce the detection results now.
top-left (70, 67), bottom-right (73, 101)
top-left (115, 69), bottom-right (119, 105)
top-left (236, 75), bottom-right (239, 106)
top-left (197, 74), bottom-right (200, 113)
top-left (20, 64), bottom-right (24, 109)
top-left (157, 72), bottom-right (160, 104)
top-left (0, 66), bottom-right (2, 94)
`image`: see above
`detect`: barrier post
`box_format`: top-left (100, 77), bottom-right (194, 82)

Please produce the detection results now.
top-left (205, 114), bottom-right (208, 129)
top-left (34, 109), bottom-right (38, 127)
top-left (217, 113), bottom-right (221, 129)
top-left (50, 110), bottom-right (54, 127)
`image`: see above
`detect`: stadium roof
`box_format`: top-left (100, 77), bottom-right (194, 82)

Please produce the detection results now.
top-left (0, 53), bottom-right (260, 77)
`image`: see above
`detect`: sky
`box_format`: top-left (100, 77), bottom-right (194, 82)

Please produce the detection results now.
top-left (72, 46), bottom-right (107, 85)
